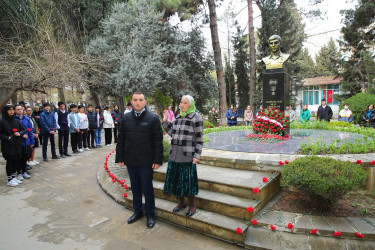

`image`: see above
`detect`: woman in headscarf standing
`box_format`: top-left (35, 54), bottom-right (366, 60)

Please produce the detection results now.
top-left (162, 95), bottom-right (203, 217)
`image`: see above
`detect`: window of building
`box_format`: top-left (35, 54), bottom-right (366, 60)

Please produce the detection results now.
top-left (303, 86), bottom-right (319, 105)
top-left (303, 84), bottom-right (340, 105)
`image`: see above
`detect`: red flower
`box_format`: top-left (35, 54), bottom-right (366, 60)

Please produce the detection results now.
top-left (251, 219), bottom-right (257, 225)
top-left (94, 129), bottom-right (96, 132)
top-left (265, 126), bottom-right (268, 129)
top-left (26, 128), bottom-right (31, 131)
top-left (259, 128), bottom-right (263, 132)
top-left (12, 128), bottom-right (17, 132)
top-left (317, 116), bottom-right (320, 119)
top-left (272, 108), bottom-right (275, 110)
top-left (253, 187), bottom-right (260, 194)
top-left (51, 127), bottom-right (54, 130)
top-left (333, 231), bottom-right (341, 237)
top-left (235, 227), bottom-right (243, 234)
top-left (112, 178), bottom-right (116, 183)
top-left (285, 134), bottom-right (289, 138)
top-left (123, 193), bottom-right (128, 198)
top-left (263, 177), bottom-right (268, 183)
top-left (279, 161), bottom-right (284, 165)
top-left (37, 128), bottom-right (40, 131)
top-left (270, 225), bottom-right (276, 230)
top-left (116, 118), bottom-right (118, 120)
top-left (100, 116), bottom-right (102, 119)
top-left (311, 229), bottom-right (317, 234)
top-left (163, 133), bottom-right (166, 135)
top-left (273, 123), bottom-right (277, 127)
top-left (356, 160), bottom-right (362, 164)
top-left (246, 206), bottom-right (254, 213)
top-left (124, 185), bottom-right (129, 190)
top-left (355, 232), bottom-right (363, 238)
top-left (277, 128), bottom-right (280, 131)
top-left (272, 129), bottom-right (275, 133)
top-left (265, 122), bottom-right (269, 125)
top-left (288, 223), bottom-right (294, 229)
top-left (371, 160), bottom-right (375, 165)
top-left (85, 113), bottom-right (87, 115)
top-left (284, 160), bottom-right (289, 164)
top-left (81, 131), bottom-right (84, 134)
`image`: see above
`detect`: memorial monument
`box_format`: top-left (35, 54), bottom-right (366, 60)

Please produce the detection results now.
top-left (261, 35), bottom-right (290, 112)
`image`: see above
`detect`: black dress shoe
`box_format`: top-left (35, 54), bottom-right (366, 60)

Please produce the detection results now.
top-left (127, 212), bottom-right (143, 224)
top-left (186, 208), bottom-right (196, 217)
top-left (172, 204), bottom-right (187, 213)
top-left (65, 154), bottom-right (72, 157)
top-left (52, 155), bottom-right (60, 159)
top-left (60, 154), bottom-right (66, 158)
top-left (146, 214), bottom-right (155, 228)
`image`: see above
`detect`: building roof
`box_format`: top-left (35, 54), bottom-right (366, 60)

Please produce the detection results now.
top-left (303, 76), bottom-right (343, 86)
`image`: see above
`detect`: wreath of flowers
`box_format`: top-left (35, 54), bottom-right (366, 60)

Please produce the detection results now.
top-left (252, 108), bottom-right (288, 135)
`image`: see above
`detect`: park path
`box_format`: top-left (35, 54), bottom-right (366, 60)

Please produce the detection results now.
top-left (0, 145), bottom-right (239, 250)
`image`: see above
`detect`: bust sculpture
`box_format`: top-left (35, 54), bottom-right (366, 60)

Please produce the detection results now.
top-left (262, 35), bottom-right (290, 70)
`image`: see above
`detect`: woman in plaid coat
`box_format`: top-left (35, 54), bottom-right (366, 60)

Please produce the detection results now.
top-left (162, 95), bottom-right (203, 217)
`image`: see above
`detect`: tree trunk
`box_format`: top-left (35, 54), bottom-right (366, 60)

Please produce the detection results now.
top-left (208, 0), bottom-right (227, 125)
top-left (58, 87), bottom-right (66, 104)
top-left (89, 87), bottom-right (100, 106)
top-left (248, 0), bottom-right (257, 113)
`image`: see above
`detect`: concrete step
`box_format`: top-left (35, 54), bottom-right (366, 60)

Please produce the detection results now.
top-left (154, 163), bottom-right (281, 200)
top-left (153, 180), bottom-right (260, 221)
top-left (97, 169), bottom-right (248, 245)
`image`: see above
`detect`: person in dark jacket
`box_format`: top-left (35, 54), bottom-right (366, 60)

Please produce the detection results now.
top-left (32, 106), bottom-right (43, 145)
top-left (363, 104), bottom-right (375, 128)
top-left (15, 105), bottom-right (34, 179)
top-left (226, 105), bottom-right (239, 126)
top-left (112, 105), bottom-right (123, 144)
top-left (39, 102), bottom-right (59, 161)
top-left (115, 92), bottom-right (163, 229)
top-left (55, 101), bottom-right (71, 158)
top-left (95, 106), bottom-right (104, 148)
top-left (86, 104), bottom-right (97, 148)
top-left (317, 99), bottom-right (333, 122)
top-left (0, 105), bottom-right (25, 186)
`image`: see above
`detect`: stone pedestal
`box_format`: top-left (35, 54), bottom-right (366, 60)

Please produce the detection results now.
top-left (263, 68), bottom-right (290, 134)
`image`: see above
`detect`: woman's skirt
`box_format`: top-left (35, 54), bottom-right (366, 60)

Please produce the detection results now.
top-left (163, 160), bottom-right (199, 198)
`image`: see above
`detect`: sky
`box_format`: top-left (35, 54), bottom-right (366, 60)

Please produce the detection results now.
top-left (171, 0), bottom-right (358, 61)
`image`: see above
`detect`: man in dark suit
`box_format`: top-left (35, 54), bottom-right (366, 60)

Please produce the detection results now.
top-left (115, 91), bottom-right (163, 229)
top-left (317, 99), bottom-right (333, 122)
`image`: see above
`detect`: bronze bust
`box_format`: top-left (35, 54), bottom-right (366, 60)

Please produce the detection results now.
top-left (262, 35), bottom-right (290, 70)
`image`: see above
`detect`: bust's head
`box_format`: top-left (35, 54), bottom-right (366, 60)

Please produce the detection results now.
top-left (268, 35), bottom-right (282, 54)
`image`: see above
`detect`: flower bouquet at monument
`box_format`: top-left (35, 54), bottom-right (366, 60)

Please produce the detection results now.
top-left (247, 107), bottom-right (289, 141)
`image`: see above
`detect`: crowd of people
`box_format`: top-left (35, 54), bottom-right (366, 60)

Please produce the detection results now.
top-left (206, 98), bottom-right (370, 127)
top-left (0, 101), bottom-right (133, 187)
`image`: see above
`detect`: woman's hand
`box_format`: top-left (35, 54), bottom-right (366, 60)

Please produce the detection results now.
top-left (14, 132), bottom-right (20, 137)
top-left (193, 158), bottom-right (199, 164)
top-left (163, 110), bottom-right (169, 123)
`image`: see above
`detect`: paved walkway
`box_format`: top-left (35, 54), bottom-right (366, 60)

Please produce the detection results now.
top-left (0, 146), bottom-right (239, 250)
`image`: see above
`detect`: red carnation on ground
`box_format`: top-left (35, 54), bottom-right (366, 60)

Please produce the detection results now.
top-left (251, 219), bottom-right (257, 225)
top-left (263, 177), bottom-right (268, 183)
top-left (246, 206), bottom-right (254, 213)
top-left (253, 187), bottom-right (260, 194)
top-left (270, 225), bottom-right (276, 230)
top-left (279, 161), bottom-right (284, 165)
top-left (123, 193), bottom-right (128, 198)
top-left (235, 227), bottom-right (243, 234)
top-left (124, 185), bottom-right (129, 190)
top-left (12, 128), bottom-right (17, 132)
top-left (284, 134), bottom-right (289, 138)
top-left (27, 128), bottom-right (31, 131)
top-left (288, 223), bottom-right (294, 229)
top-left (311, 229), bottom-right (317, 234)
top-left (371, 160), bottom-right (375, 165)
top-left (284, 160), bottom-right (289, 164)
top-left (356, 160), bottom-right (362, 164)
top-left (355, 232), bottom-right (363, 238)
top-left (333, 231), bottom-right (341, 237)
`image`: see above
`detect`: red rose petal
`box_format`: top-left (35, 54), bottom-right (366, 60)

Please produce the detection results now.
top-left (311, 229), bottom-right (317, 234)
top-left (251, 219), bottom-right (257, 225)
top-left (253, 187), bottom-right (259, 194)
top-left (123, 193), bottom-right (128, 198)
top-left (262, 177), bottom-right (268, 183)
top-left (288, 223), bottom-right (294, 229)
top-left (279, 161), bottom-right (284, 165)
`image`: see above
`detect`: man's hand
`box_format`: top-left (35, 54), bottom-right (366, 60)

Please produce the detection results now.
top-left (118, 162), bottom-right (125, 167)
top-left (33, 134), bottom-right (38, 138)
top-left (76, 128), bottom-right (80, 132)
top-left (14, 132), bottom-right (20, 137)
top-left (23, 134), bottom-right (28, 139)
top-left (152, 164), bottom-right (161, 170)
top-left (193, 158), bottom-right (199, 164)
top-left (50, 131), bottom-right (55, 134)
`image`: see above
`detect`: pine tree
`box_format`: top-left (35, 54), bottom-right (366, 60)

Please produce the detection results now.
top-left (233, 26), bottom-right (250, 111)
top-left (315, 38), bottom-right (342, 76)
top-left (224, 57), bottom-right (236, 106)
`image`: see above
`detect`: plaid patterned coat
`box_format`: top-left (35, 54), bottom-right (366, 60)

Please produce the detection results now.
top-left (162, 112), bottom-right (203, 162)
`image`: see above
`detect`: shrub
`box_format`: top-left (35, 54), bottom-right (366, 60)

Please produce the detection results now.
top-left (203, 120), bottom-right (215, 129)
top-left (281, 156), bottom-right (368, 206)
top-left (340, 92), bottom-right (375, 125)
top-left (327, 121), bottom-right (352, 128)
top-left (163, 140), bottom-right (170, 162)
